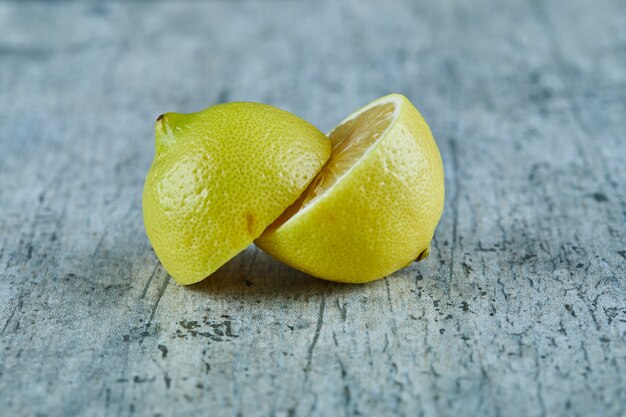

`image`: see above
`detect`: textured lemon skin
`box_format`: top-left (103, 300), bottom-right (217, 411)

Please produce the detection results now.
top-left (143, 103), bottom-right (331, 285)
top-left (256, 94), bottom-right (444, 283)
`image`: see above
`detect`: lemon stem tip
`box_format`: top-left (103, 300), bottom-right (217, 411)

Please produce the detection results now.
top-left (155, 113), bottom-right (177, 152)
top-left (416, 246), bottom-right (431, 262)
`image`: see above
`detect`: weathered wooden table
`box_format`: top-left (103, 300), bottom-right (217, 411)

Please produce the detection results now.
top-left (1, 0), bottom-right (625, 416)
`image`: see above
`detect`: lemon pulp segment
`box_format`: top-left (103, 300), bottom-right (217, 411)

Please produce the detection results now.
top-left (270, 101), bottom-right (397, 228)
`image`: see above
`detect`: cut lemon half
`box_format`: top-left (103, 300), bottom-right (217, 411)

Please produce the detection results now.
top-left (142, 102), bottom-right (331, 285)
top-left (256, 94), bottom-right (444, 283)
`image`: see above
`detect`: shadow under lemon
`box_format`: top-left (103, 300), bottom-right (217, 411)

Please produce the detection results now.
top-left (186, 245), bottom-right (358, 299)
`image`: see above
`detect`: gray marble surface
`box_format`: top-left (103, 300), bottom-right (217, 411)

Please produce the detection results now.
top-left (1, 0), bottom-right (625, 416)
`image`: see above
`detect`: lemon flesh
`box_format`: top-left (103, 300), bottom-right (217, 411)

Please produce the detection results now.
top-left (256, 94), bottom-right (444, 283)
top-left (142, 103), bottom-right (331, 285)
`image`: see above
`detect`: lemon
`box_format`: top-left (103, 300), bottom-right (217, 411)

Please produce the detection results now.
top-left (256, 94), bottom-right (444, 283)
top-left (142, 103), bottom-right (331, 285)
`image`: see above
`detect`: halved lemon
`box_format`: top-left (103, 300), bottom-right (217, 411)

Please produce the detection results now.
top-left (255, 94), bottom-right (444, 283)
top-left (142, 103), bottom-right (330, 285)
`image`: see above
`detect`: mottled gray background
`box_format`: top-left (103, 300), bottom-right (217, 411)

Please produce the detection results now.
top-left (0, 0), bottom-right (625, 416)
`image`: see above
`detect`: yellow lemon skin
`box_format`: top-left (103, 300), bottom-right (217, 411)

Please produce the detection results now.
top-left (142, 103), bottom-right (331, 285)
top-left (255, 94), bottom-right (444, 283)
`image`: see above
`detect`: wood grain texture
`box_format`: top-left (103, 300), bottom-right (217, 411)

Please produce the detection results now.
top-left (1, 0), bottom-right (625, 416)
